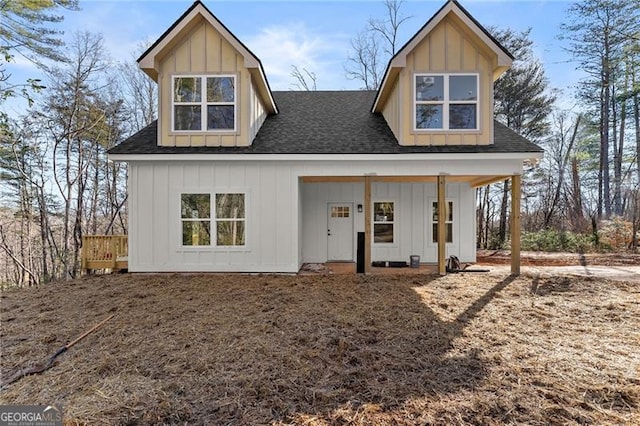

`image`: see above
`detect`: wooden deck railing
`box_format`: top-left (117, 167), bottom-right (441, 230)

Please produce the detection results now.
top-left (81, 235), bottom-right (128, 272)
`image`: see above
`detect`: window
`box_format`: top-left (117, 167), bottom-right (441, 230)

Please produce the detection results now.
top-left (215, 193), bottom-right (245, 246)
top-left (173, 75), bottom-right (236, 131)
top-left (181, 194), bottom-right (211, 246)
top-left (414, 74), bottom-right (478, 130)
top-left (373, 202), bottom-right (394, 243)
top-left (432, 201), bottom-right (453, 243)
top-left (331, 206), bottom-right (350, 218)
top-left (181, 192), bottom-right (245, 247)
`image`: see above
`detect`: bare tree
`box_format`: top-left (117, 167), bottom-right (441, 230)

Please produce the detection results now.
top-left (345, 0), bottom-right (411, 90)
top-left (43, 31), bottom-right (113, 279)
top-left (290, 65), bottom-right (317, 91)
top-left (541, 112), bottom-right (583, 228)
top-left (560, 0), bottom-right (640, 219)
top-left (118, 42), bottom-right (157, 134)
top-left (483, 27), bottom-right (556, 246)
top-left (368, 0), bottom-right (412, 56)
top-left (345, 30), bottom-right (383, 90)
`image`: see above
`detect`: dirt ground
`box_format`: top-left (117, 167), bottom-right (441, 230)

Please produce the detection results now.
top-left (477, 249), bottom-right (640, 267)
top-left (1, 270), bottom-right (639, 425)
top-left (476, 250), bottom-right (640, 283)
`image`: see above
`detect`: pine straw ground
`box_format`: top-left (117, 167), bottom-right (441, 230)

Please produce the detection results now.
top-left (1, 272), bottom-right (639, 425)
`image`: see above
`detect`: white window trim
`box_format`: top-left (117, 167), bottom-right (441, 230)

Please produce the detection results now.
top-left (372, 200), bottom-right (397, 246)
top-left (172, 74), bottom-right (237, 133)
top-left (180, 193), bottom-right (212, 248)
top-left (179, 191), bottom-right (247, 249)
top-left (413, 73), bottom-right (479, 132)
top-left (214, 192), bottom-right (247, 248)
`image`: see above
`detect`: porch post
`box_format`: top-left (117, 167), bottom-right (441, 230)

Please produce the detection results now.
top-left (511, 174), bottom-right (521, 275)
top-left (437, 175), bottom-right (446, 275)
top-left (364, 175), bottom-right (372, 274)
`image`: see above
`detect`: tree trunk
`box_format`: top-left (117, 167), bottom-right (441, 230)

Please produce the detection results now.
top-left (634, 79), bottom-right (640, 184)
top-left (484, 186), bottom-right (491, 249)
top-left (614, 95), bottom-right (625, 216)
top-left (601, 38), bottom-right (612, 219)
top-left (498, 180), bottom-right (510, 247)
top-left (37, 186), bottom-right (50, 283)
top-left (630, 190), bottom-right (639, 251)
top-left (476, 188), bottom-right (484, 249)
top-left (570, 157), bottom-right (586, 233)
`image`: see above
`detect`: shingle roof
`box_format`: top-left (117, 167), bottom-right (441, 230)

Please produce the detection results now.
top-left (108, 91), bottom-right (543, 155)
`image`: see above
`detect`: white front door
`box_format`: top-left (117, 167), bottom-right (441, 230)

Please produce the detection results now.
top-left (327, 203), bottom-right (354, 261)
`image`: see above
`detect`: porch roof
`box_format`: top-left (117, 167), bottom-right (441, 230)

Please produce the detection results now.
top-left (109, 91), bottom-right (542, 156)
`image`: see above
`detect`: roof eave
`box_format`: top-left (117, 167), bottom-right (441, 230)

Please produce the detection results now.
top-left (109, 151), bottom-right (543, 163)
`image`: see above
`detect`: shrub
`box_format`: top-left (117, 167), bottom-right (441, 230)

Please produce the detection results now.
top-left (520, 229), bottom-right (595, 253)
top-left (597, 218), bottom-right (634, 252)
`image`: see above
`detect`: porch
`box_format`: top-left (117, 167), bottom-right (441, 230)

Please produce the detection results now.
top-left (301, 174), bottom-right (522, 276)
top-left (81, 235), bottom-right (128, 272)
top-left (300, 262), bottom-right (438, 275)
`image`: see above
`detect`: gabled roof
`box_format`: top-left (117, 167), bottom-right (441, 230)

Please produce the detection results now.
top-left (109, 91), bottom-right (542, 156)
top-left (372, 0), bottom-right (513, 113)
top-left (137, 0), bottom-right (277, 114)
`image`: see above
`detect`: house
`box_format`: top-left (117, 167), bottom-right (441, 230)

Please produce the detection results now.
top-left (108, 0), bottom-right (543, 275)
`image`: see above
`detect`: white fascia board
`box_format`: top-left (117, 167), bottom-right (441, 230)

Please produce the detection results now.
top-left (109, 152), bottom-right (543, 163)
top-left (253, 66), bottom-right (278, 114)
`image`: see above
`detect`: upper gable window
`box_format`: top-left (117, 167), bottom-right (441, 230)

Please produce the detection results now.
top-left (173, 75), bottom-right (236, 132)
top-left (414, 74), bottom-right (478, 131)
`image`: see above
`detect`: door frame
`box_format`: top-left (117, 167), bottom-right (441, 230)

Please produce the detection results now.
top-left (327, 202), bottom-right (354, 261)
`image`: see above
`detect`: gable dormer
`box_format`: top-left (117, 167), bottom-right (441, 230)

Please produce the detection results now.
top-left (372, 0), bottom-right (512, 146)
top-left (138, 1), bottom-right (277, 148)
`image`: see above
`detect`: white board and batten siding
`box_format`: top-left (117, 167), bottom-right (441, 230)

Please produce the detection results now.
top-left (301, 182), bottom-right (365, 263)
top-left (301, 181), bottom-right (475, 264)
top-left (128, 161), bottom-right (298, 272)
top-left (371, 182), bottom-right (476, 262)
top-left (249, 80), bottom-right (268, 143)
top-left (127, 158), bottom-right (523, 272)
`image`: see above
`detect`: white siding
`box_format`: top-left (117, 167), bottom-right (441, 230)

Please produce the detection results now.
top-left (301, 181), bottom-right (474, 264)
top-left (375, 181), bottom-right (473, 263)
top-left (301, 182), bottom-right (365, 263)
top-left (128, 157), bottom-right (520, 272)
top-left (420, 182), bottom-right (476, 262)
top-left (249, 80), bottom-right (267, 143)
top-left (128, 161), bottom-right (298, 272)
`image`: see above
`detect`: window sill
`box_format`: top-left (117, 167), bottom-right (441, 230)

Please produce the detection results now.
top-left (170, 130), bottom-right (238, 136)
top-left (373, 243), bottom-right (399, 248)
top-left (411, 129), bottom-right (481, 134)
top-left (178, 246), bottom-right (248, 251)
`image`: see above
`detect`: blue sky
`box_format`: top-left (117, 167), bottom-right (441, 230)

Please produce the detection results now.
top-left (4, 0), bottom-right (581, 115)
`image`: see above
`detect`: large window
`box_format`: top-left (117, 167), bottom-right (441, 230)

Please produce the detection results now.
top-left (215, 193), bottom-right (245, 246)
top-left (181, 192), bottom-right (245, 247)
top-left (373, 202), bottom-right (394, 243)
top-left (414, 74), bottom-right (478, 130)
top-left (173, 75), bottom-right (236, 131)
top-left (181, 194), bottom-right (211, 246)
top-left (432, 201), bottom-right (453, 243)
